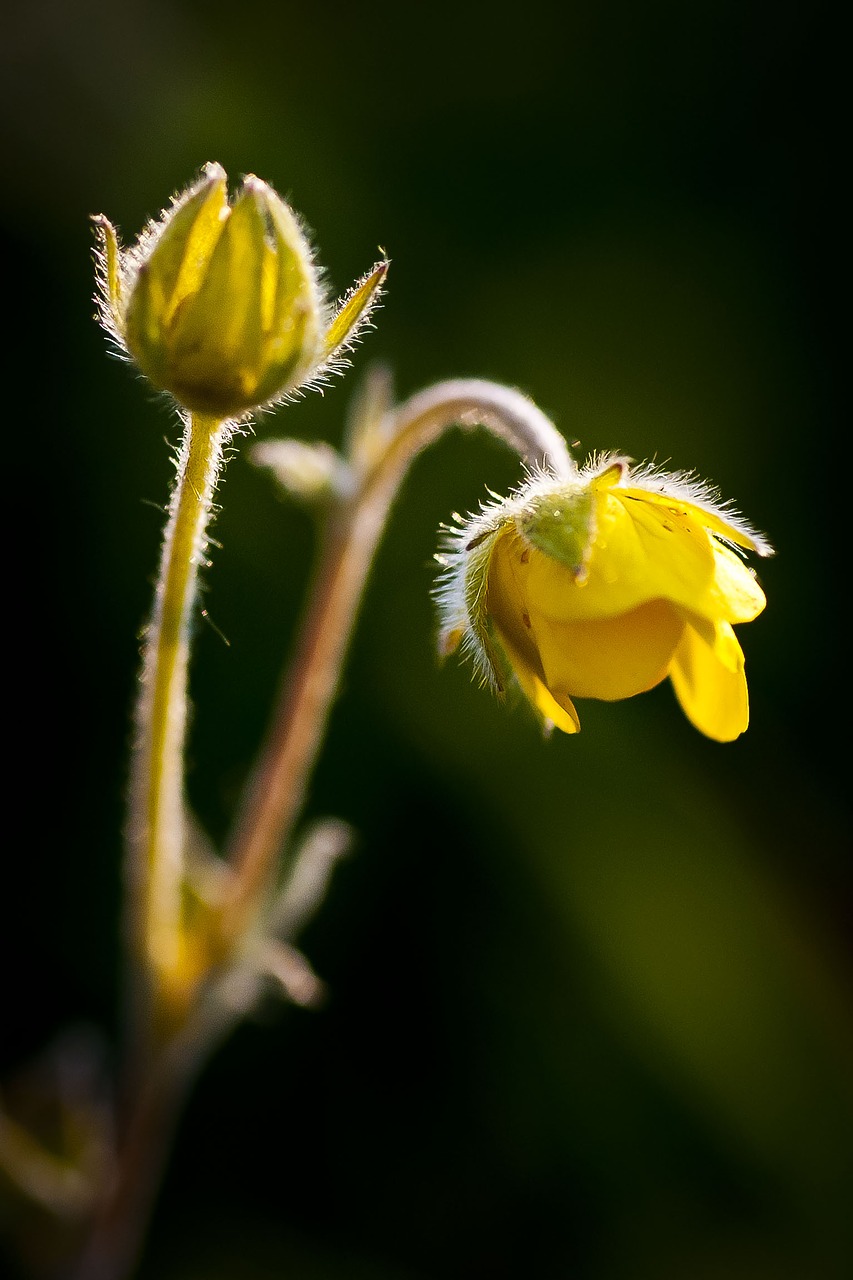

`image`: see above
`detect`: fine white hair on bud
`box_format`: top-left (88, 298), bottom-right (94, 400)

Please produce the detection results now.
top-left (93, 164), bottom-right (388, 420)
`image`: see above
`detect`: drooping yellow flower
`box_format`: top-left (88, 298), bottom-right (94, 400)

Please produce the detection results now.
top-left (436, 455), bottom-right (772, 741)
top-left (93, 162), bottom-right (387, 418)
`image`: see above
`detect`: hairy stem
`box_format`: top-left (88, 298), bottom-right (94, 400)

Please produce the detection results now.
top-left (127, 411), bottom-right (227, 1017)
top-left (69, 414), bottom-right (230, 1280)
top-left (221, 378), bottom-right (573, 939)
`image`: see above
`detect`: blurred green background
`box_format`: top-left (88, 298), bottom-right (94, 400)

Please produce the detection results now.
top-left (2, 1), bottom-right (849, 1277)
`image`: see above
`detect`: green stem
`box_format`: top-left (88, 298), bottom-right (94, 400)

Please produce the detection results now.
top-left (66, 413), bottom-right (230, 1280)
top-left (220, 378), bottom-right (573, 940)
top-left (127, 411), bottom-right (227, 1014)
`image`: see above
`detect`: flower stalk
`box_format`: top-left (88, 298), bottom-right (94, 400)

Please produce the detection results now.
top-left (128, 411), bottom-right (228, 1023)
top-left (221, 377), bottom-right (575, 941)
top-left (91, 158), bottom-right (385, 1025)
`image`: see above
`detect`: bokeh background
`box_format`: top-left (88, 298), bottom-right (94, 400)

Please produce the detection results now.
top-left (2, 1), bottom-right (849, 1277)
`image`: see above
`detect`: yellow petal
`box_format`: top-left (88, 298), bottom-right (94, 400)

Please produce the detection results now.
top-left (488, 525), bottom-right (679, 713)
top-left (167, 180), bottom-right (323, 414)
top-left (173, 187), bottom-right (268, 383)
top-left (668, 619), bottom-right (749, 741)
top-left (521, 490), bottom-right (716, 622)
top-left (164, 169), bottom-right (230, 324)
top-left (498, 627), bottom-right (581, 733)
top-left (487, 529), bottom-right (542, 665)
top-left (709, 542), bottom-right (767, 623)
top-left (617, 485), bottom-right (766, 554)
top-left (533, 599), bottom-right (684, 701)
top-left (487, 529), bottom-right (579, 732)
top-left (127, 166), bottom-right (228, 349)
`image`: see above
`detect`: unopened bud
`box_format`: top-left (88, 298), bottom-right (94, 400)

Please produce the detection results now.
top-left (94, 163), bottom-right (387, 419)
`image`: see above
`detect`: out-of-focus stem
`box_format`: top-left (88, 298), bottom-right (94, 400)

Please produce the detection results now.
top-left (221, 379), bottom-right (573, 940)
top-left (127, 411), bottom-right (227, 1013)
top-left (68, 990), bottom-right (240, 1280)
top-left (0, 1103), bottom-right (96, 1217)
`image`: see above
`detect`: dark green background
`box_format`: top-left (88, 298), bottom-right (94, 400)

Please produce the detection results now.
top-left (2, 2), bottom-right (849, 1277)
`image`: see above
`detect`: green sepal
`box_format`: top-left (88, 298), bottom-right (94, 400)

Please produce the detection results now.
top-left (518, 485), bottom-right (596, 580)
top-left (250, 181), bottom-right (323, 405)
top-left (125, 166), bottom-right (227, 368)
top-left (168, 184), bottom-right (270, 412)
top-left (463, 522), bottom-right (514, 695)
top-left (324, 260), bottom-right (389, 360)
top-left (93, 215), bottom-right (123, 330)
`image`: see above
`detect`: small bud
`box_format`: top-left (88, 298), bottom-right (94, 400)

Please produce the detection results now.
top-left (251, 438), bottom-right (353, 503)
top-left (93, 163), bottom-right (388, 419)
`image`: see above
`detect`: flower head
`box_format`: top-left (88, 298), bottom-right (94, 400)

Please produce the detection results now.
top-left (93, 163), bottom-right (387, 419)
top-left (436, 454), bottom-right (772, 741)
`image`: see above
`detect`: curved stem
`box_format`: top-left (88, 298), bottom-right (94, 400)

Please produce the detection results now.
top-left (221, 379), bottom-right (573, 939)
top-left (381, 379), bottom-right (575, 481)
top-left (127, 411), bottom-right (227, 1016)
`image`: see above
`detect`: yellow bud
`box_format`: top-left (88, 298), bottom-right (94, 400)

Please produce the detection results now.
top-left (94, 163), bottom-right (388, 418)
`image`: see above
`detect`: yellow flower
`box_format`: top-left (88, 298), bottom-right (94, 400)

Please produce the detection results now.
top-left (93, 162), bottom-right (387, 418)
top-left (436, 455), bottom-right (772, 741)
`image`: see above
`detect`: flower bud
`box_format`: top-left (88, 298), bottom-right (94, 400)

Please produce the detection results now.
top-left (436, 456), bottom-right (773, 742)
top-left (94, 163), bottom-right (387, 419)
